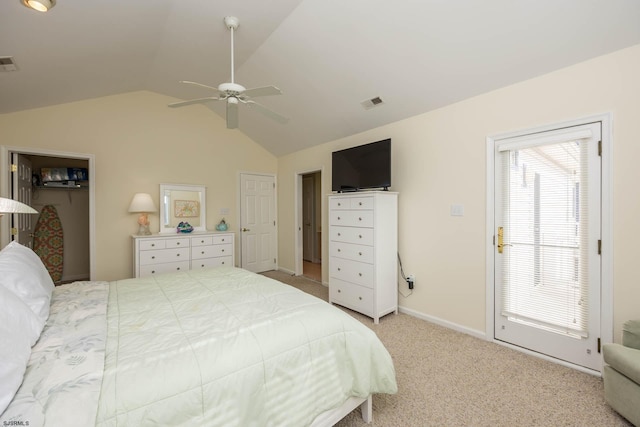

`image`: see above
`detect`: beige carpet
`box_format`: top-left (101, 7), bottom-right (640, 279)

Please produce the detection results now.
top-left (261, 270), bottom-right (632, 427)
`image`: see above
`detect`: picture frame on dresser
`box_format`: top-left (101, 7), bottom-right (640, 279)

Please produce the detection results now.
top-left (159, 183), bottom-right (207, 233)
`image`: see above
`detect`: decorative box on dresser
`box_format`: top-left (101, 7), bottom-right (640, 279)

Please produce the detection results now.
top-left (132, 232), bottom-right (235, 278)
top-left (328, 191), bottom-right (398, 323)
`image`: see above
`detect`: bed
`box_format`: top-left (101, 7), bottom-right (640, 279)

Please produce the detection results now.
top-left (0, 242), bottom-right (397, 426)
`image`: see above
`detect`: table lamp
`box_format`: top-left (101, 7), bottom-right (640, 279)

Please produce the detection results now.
top-left (128, 193), bottom-right (157, 235)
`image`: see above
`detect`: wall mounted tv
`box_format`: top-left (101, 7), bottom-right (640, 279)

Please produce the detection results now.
top-left (332, 138), bottom-right (391, 192)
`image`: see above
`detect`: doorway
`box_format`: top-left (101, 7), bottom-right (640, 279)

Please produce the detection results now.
top-left (486, 115), bottom-right (612, 373)
top-left (295, 169), bottom-right (322, 282)
top-left (1, 146), bottom-right (96, 281)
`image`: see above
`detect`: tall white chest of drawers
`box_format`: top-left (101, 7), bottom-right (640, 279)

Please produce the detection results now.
top-left (328, 191), bottom-right (398, 323)
top-left (132, 232), bottom-right (235, 278)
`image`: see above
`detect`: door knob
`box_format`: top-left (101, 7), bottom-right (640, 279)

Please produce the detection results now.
top-left (242, 228), bottom-right (251, 232)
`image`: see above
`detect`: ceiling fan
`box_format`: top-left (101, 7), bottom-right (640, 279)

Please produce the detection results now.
top-left (168, 16), bottom-right (288, 129)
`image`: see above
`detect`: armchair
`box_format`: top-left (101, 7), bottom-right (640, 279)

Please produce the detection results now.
top-left (603, 320), bottom-right (640, 426)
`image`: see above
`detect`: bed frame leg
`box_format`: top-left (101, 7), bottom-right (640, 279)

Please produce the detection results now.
top-left (360, 395), bottom-right (373, 423)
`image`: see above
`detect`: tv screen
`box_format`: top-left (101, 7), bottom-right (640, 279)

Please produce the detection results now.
top-left (332, 139), bottom-right (391, 192)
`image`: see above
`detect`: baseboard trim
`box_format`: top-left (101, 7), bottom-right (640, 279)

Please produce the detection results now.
top-left (277, 266), bottom-right (295, 276)
top-left (61, 273), bottom-right (90, 282)
top-left (398, 306), bottom-right (486, 341)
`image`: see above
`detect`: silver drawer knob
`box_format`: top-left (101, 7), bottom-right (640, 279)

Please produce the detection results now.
top-left (177, 254), bottom-right (180, 257)
top-left (337, 233), bottom-right (341, 236)
top-left (359, 296), bottom-right (362, 300)
top-left (201, 251), bottom-right (205, 254)
top-left (222, 238), bottom-right (225, 242)
top-left (151, 270), bottom-right (155, 274)
top-left (151, 244), bottom-right (155, 247)
top-left (337, 268), bottom-right (341, 271)
top-left (177, 267), bottom-right (180, 270)
top-left (338, 248), bottom-right (341, 252)
top-left (359, 202), bottom-right (362, 206)
top-left (222, 261), bottom-right (225, 264)
top-left (337, 216), bottom-right (341, 220)
top-left (151, 256), bottom-right (155, 259)
top-left (359, 273), bottom-right (362, 276)
top-left (358, 217), bottom-right (362, 221)
top-left (337, 289), bottom-right (341, 293)
top-left (358, 252), bottom-right (362, 256)
top-left (222, 249), bottom-right (225, 252)
top-left (177, 242), bottom-right (181, 245)
top-left (358, 234), bottom-right (362, 239)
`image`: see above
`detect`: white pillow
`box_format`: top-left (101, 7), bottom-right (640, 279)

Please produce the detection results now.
top-left (0, 241), bottom-right (54, 330)
top-left (0, 284), bottom-right (41, 414)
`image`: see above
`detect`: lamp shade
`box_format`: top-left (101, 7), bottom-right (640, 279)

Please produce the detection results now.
top-left (21, 0), bottom-right (56, 12)
top-left (0, 197), bottom-right (38, 214)
top-left (128, 193), bottom-right (157, 213)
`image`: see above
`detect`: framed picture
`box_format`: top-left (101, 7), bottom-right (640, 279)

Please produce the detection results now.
top-left (174, 200), bottom-right (200, 218)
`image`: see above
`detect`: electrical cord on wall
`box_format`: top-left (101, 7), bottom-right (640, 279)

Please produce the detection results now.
top-left (397, 253), bottom-right (413, 298)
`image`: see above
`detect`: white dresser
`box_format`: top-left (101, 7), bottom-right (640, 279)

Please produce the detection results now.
top-left (132, 232), bottom-right (235, 278)
top-left (328, 191), bottom-right (398, 323)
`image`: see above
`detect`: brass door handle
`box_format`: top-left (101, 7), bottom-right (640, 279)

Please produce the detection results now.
top-left (497, 226), bottom-right (513, 254)
top-left (242, 228), bottom-right (251, 232)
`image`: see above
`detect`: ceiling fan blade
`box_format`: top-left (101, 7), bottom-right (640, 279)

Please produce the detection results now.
top-left (226, 99), bottom-right (239, 129)
top-left (168, 97), bottom-right (220, 108)
top-left (241, 85), bottom-right (282, 98)
top-left (179, 80), bottom-right (222, 94)
top-left (244, 100), bottom-right (289, 124)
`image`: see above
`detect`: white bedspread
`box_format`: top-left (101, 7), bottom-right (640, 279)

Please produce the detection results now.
top-left (0, 281), bottom-right (109, 427)
top-left (96, 267), bottom-right (397, 426)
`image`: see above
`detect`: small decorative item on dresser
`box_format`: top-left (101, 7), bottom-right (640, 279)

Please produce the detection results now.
top-left (215, 218), bottom-right (228, 231)
top-left (176, 222), bottom-right (194, 233)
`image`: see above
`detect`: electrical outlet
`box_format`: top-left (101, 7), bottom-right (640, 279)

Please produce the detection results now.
top-left (407, 274), bottom-right (415, 289)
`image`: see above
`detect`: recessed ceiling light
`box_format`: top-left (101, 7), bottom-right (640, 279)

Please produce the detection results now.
top-left (21, 0), bottom-right (56, 12)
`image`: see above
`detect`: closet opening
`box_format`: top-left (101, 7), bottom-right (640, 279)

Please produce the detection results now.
top-left (1, 147), bottom-right (95, 283)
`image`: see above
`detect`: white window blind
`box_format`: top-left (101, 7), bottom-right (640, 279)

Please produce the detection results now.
top-left (499, 129), bottom-right (591, 338)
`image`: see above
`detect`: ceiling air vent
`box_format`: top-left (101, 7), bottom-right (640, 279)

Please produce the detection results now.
top-left (0, 57), bottom-right (17, 72)
top-left (361, 96), bottom-right (384, 110)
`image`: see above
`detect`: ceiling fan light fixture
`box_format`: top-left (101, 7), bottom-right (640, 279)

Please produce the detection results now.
top-left (21, 0), bottom-right (56, 12)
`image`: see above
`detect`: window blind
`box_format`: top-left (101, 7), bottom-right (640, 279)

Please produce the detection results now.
top-left (499, 131), bottom-right (591, 338)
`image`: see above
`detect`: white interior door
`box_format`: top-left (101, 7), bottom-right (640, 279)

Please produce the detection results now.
top-left (12, 153), bottom-right (36, 248)
top-left (240, 173), bottom-right (276, 273)
top-left (494, 122), bottom-right (602, 371)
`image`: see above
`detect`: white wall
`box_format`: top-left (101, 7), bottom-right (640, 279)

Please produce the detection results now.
top-left (277, 44), bottom-right (640, 343)
top-left (0, 91), bottom-right (277, 281)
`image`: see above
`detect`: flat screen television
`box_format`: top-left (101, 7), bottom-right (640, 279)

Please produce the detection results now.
top-left (332, 138), bottom-right (391, 192)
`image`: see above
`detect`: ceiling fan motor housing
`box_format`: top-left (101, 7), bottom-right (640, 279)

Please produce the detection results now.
top-left (218, 82), bottom-right (246, 96)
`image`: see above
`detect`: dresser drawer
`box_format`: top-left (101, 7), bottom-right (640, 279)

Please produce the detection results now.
top-left (329, 210), bottom-right (374, 228)
top-left (191, 243), bottom-right (233, 260)
top-left (329, 242), bottom-right (374, 264)
top-left (192, 256), bottom-right (233, 269)
top-left (139, 261), bottom-right (190, 276)
top-left (166, 238), bottom-right (189, 248)
top-left (191, 235), bottom-right (214, 246)
top-left (329, 196), bottom-right (374, 210)
top-left (212, 234), bottom-right (232, 245)
top-left (330, 279), bottom-right (373, 315)
top-left (139, 239), bottom-right (166, 250)
top-left (139, 247), bottom-right (190, 265)
top-left (330, 226), bottom-right (374, 246)
top-left (330, 257), bottom-right (374, 288)
top-left (349, 197), bottom-right (374, 210)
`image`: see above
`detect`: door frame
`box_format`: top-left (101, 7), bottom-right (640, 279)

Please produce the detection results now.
top-left (294, 167), bottom-right (323, 278)
top-left (237, 171), bottom-right (278, 270)
top-left (0, 145), bottom-right (96, 280)
top-left (485, 113), bottom-right (613, 374)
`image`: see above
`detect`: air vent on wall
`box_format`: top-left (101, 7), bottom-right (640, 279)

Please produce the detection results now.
top-left (361, 96), bottom-right (384, 110)
top-left (0, 57), bottom-right (17, 72)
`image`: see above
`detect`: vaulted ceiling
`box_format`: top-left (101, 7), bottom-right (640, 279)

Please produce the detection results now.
top-left (1, 0), bottom-right (639, 156)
